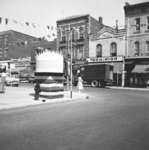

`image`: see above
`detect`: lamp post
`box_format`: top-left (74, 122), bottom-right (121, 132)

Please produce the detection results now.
top-left (68, 27), bottom-right (77, 98)
top-left (121, 56), bottom-right (125, 87)
top-left (69, 28), bottom-right (73, 98)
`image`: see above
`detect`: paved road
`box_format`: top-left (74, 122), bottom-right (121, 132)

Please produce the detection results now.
top-left (0, 87), bottom-right (149, 150)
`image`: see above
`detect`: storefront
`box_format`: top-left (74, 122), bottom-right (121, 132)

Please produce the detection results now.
top-left (125, 56), bottom-right (149, 87)
top-left (86, 56), bottom-right (124, 86)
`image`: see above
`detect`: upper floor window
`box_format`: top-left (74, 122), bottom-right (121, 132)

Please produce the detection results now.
top-left (59, 47), bottom-right (66, 56)
top-left (134, 41), bottom-right (140, 56)
top-left (0, 39), bottom-right (2, 48)
top-left (71, 28), bottom-right (76, 41)
top-left (61, 28), bottom-right (66, 42)
top-left (110, 42), bottom-right (117, 56)
top-left (147, 16), bottom-right (149, 30)
top-left (96, 44), bottom-right (102, 57)
top-left (135, 18), bottom-right (140, 31)
top-left (77, 45), bottom-right (84, 60)
top-left (79, 26), bottom-right (85, 39)
top-left (4, 36), bottom-right (8, 47)
top-left (146, 41), bottom-right (149, 53)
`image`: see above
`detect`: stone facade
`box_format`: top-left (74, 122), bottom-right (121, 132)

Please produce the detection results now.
top-left (89, 26), bottom-right (126, 58)
top-left (89, 26), bottom-right (126, 86)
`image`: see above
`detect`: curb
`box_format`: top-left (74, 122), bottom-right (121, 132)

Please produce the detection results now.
top-left (0, 92), bottom-right (89, 111)
top-left (107, 86), bottom-right (149, 91)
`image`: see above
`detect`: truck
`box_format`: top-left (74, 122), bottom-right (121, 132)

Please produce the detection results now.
top-left (73, 63), bottom-right (113, 87)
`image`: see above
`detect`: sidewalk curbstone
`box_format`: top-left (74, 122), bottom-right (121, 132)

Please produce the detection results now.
top-left (107, 86), bottom-right (149, 91)
top-left (0, 86), bottom-right (89, 110)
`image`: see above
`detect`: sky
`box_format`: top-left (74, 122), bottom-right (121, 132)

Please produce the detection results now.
top-left (0, 0), bottom-right (148, 40)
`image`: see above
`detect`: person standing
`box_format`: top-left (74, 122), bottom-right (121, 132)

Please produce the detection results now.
top-left (77, 76), bottom-right (83, 93)
top-left (34, 81), bottom-right (41, 100)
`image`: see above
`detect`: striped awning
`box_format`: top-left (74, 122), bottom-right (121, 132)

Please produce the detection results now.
top-left (132, 65), bottom-right (149, 73)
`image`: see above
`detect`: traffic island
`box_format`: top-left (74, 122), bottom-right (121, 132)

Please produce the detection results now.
top-left (0, 86), bottom-right (89, 110)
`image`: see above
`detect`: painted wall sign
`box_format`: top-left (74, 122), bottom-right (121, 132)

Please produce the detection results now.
top-left (86, 56), bottom-right (123, 63)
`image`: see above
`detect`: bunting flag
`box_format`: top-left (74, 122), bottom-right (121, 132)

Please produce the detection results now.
top-left (51, 26), bottom-right (53, 30)
top-left (25, 22), bottom-right (29, 26)
top-left (32, 23), bottom-right (36, 28)
top-left (0, 16), bottom-right (57, 41)
top-left (52, 33), bottom-right (55, 37)
top-left (20, 22), bottom-right (24, 26)
top-left (47, 35), bottom-right (51, 38)
top-left (12, 19), bottom-right (18, 24)
top-left (47, 25), bottom-right (50, 30)
top-left (5, 18), bottom-right (8, 25)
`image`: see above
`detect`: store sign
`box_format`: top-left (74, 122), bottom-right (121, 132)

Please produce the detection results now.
top-left (86, 56), bottom-right (123, 63)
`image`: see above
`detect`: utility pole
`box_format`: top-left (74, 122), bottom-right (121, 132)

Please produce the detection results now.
top-left (70, 28), bottom-right (73, 98)
top-left (121, 56), bottom-right (125, 87)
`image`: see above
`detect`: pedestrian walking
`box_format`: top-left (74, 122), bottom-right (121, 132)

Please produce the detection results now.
top-left (1, 71), bottom-right (6, 93)
top-left (77, 76), bottom-right (83, 93)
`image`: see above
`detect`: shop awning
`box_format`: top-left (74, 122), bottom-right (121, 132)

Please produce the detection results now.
top-left (132, 65), bottom-right (149, 73)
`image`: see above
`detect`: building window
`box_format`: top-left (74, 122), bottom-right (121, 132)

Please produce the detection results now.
top-left (134, 41), bottom-right (140, 56)
top-left (3, 48), bottom-right (8, 58)
top-left (147, 16), bottom-right (149, 30)
top-left (96, 44), bottom-right (102, 57)
top-left (72, 28), bottom-right (79, 41)
top-left (79, 26), bottom-right (85, 40)
top-left (4, 36), bottom-right (8, 47)
top-left (146, 41), bottom-right (149, 55)
top-left (59, 47), bottom-right (66, 56)
top-left (0, 48), bottom-right (2, 56)
top-left (71, 29), bottom-right (75, 41)
top-left (74, 45), bottom-right (84, 60)
top-left (0, 39), bottom-right (2, 48)
top-left (135, 18), bottom-right (140, 31)
top-left (110, 42), bottom-right (117, 56)
top-left (61, 28), bottom-right (66, 42)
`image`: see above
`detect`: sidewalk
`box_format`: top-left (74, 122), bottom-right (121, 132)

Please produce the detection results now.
top-left (107, 86), bottom-right (149, 91)
top-left (0, 86), bottom-right (88, 110)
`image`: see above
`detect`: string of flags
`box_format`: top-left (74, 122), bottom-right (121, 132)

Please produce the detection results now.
top-left (0, 17), bottom-right (57, 41)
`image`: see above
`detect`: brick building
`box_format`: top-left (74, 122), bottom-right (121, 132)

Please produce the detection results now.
top-left (124, 1), bottom-right (149, 87)
top-left (0, 30), bottom-right (56, 75)
top-left (56, 14), bottom-right (103, 64)
top-left (0, 30), bottom-right (37, 60)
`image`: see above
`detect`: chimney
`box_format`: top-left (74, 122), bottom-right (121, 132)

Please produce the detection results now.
top-left (115, 20), bottom-right (119, 32)
top-left (98, 17), bottom-right (103, 25)
top-left (125, 2), bottom-right (130, 6)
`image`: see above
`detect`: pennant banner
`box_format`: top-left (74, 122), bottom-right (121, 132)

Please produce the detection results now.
top-left (0, 16), bottom-right (57, 41)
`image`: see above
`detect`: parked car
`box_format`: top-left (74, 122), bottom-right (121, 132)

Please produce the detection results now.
top-left (5, 76), bottom-right (20, 86)
top-left (5, 71), bottom-right (20, 86)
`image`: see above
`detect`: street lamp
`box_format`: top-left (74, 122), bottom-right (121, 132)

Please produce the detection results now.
top-left (69, 28), bottom-right (73, 98)
top-left (67, 27), bottom-right (77, 98)
top-left (121, 56), bottom-right (125, 87)
top-left (58, 26), bottom-right (76, 98)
